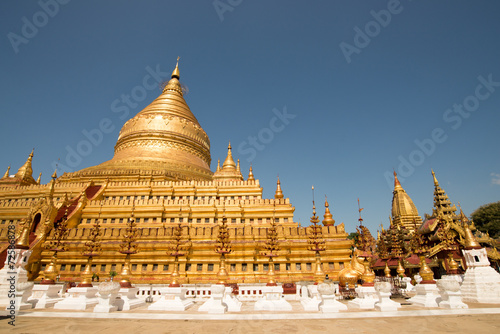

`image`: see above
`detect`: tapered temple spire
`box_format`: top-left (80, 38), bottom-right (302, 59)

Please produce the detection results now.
top-left (171, 56), bottom-right (180, 79)
top-left (431, 169), bottom-right (439, 186)
top-left (322, 195), bottom-right (335, 226)
top-left (213, 142), bottom-right (244, 181)
top-left (391, 171), bottom-right (422, 232)
top-left (0, 149), bottom-right (37, 186)
top-left (222, 142), bottom-right (236, 169)
top-left (15, 149), bottom-right (35, 181)
top-left (2, 166), bottom-right (10, 179)
top-left (247, 165), bottom-right (255, 181)
top-left (274, 176), bottom-right (284, 199)
top-left (431, 170), bottom-right (457, 217)
top-left (394, 170), bottom-right (403, 191)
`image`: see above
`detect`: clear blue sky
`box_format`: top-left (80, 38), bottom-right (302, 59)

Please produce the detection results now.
top-left (1, 1), bottom-right (499, 235)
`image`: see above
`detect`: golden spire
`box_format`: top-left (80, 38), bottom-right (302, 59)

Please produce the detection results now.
top-left (222, 142), bottom-right (236, 169)
top-left (213, 142), bottom-right (243, 181)
top-left (274, 176), bottom-right (284, 199)
top-left (52, 169), bottom-right (58, 179)
top-left (247, 165), bottom-right (255, 181)
top-left (2, 166), bottom-right (10, 179)
top-left (236, 159), bottom-right (241, 173)
top-left (36, 172), bottom-right (42, 184)
top-left (393, 171), bottom-right (403, 191)
top-left (431, 169), bottom-right (439, 186)
top-left (322, 195), bottom-right (335, 226)
top-left (162, 58), bottom-right (183, 95)
top-left (310, 186), bottom-right (319, 224)
top-left (171, 56), bottom-right (180, 79)
top-left (15, 149), bottom-right (35, 182)
top-left (216, 159), bottom-right (221, 172)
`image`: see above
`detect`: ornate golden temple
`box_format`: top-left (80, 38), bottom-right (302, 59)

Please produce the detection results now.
top-left (0, 61), bottom-right (352, 285)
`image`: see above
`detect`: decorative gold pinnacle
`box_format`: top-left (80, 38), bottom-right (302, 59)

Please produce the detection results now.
top-left (274, 176), bottom-right (284, 199)
top-left (308, 186), bottom-right (326, 283)
top-left (2, 166), bottom-right (10, 179)
top-left (41, 208), bottom-right (70, 284)
top-left (171, 56), bottom-right (180, 79)
top-left (79, 209), bottom-right (102, 287)
top-left (168, 221), bottom-right (188, 287)
top-left (247, 165), bottom-right (255, 181)
top-left (118, 208), bottom-right (139, 288)
top-left (215, 210), bottom-right (232, 284)
top-left (322, 196), bottom-right (335, 226)
top-left (262, 208), bottom-right (280, 285)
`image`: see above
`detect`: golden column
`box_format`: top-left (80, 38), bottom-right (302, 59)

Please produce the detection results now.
top-left (40, 209), bottom-right (69, 284)
top-left (118, 209), bottom-right (138, 288)
top-left (78, 214), bottom-right (102, 287)
top-left (308, 187), bottom-right (326, 284)
top-left (215, 212), bottom-right (232, 285)
top-left (261, 209), bottom-right (280, 286)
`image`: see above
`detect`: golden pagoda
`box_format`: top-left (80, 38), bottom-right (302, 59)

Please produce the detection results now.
top-left (0, 60), bottom-right (352, 284)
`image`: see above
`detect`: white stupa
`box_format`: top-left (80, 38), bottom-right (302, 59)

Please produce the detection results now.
top-left (460, 225), bottom-right (500, 303)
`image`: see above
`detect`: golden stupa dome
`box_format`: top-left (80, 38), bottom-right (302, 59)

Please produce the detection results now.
top-left (64, 60), bottom-right (213, 182)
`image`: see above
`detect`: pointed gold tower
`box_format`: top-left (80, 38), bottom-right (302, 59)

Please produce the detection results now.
top-left (213, 142), bottom-right (244, 181)
top-left (274, 177), bottom-right (284, 199)
top-left (2, 166), bottom-right (10, 179)
top-left (322, 196), bottom-right (336, 226)
top-left (391, 171), bottom-right (422, 232)
top-left (0, 150), bottom-right (37, 186)
top-left (247, 165), bottom-right (255, 181)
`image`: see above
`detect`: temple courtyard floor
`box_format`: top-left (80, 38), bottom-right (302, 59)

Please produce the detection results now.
top-left (1, 299), bottom-right (500, 333)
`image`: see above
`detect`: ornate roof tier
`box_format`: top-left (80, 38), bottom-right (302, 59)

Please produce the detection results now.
top-left (431, 170), bottom-right (457, 218)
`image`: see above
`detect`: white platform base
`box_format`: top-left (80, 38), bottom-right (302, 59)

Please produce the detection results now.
top-left (319, 294), bottom-right (347, 313)
top-left (254, 286), bottom-right (292, 311)
top-left (94, 294), bottom-right (119, 313)
top-left (117, 288), bottom-right (146, 311)
top-left (408, 283), bottom-right (439, 307)
top-left (348, 286), bottom-right (377, 310)
top-left (439, 290), bottom-right (468, 309)
top-left (54, 287), bottom-right (98, 311)
top-left (198, 285), bottom-right (227, 314)
top-left (375, 291), bottom-right (401, 312)
top-left (223, 287), bottom-right (242, 312)
top-left (148, 287), bottom-right (193, 311)
top-left (300, 285), bottom-right (322, 311)
top-left (29, 284), bottom-right (64, 309)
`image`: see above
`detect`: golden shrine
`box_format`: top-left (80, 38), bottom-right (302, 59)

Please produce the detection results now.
top-left (372, 170), bottom-right (500, 279)
top-left (0, 60), bottom-right (353, 285)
